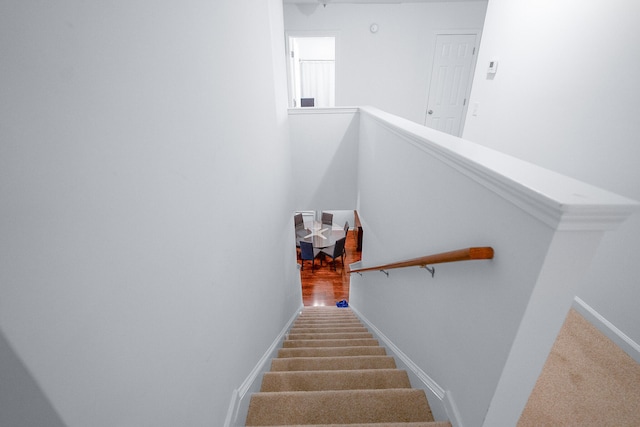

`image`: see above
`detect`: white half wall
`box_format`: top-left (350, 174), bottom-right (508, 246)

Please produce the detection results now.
top-left (289, 108), bottom-right (360, 212)
top-left (0, 1), bottom-right (300, 426)
top-left (462, 0), bottom-right (640, 349)
top-left (350, 107), bottom-right (636, 427)
top-left (284, 2), bottom-right (488, 124)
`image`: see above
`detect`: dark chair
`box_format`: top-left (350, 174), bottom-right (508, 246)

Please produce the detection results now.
top-left (294, 213), bottom-right (304, 251)
top-left (321, 211), bottom-right (333, 226)
top-left (299, 241), bottom-right (320, 271)
top-left (321, 237), bottom-right (346, 271)
top-left (342, 221), bottom-right (350, 256)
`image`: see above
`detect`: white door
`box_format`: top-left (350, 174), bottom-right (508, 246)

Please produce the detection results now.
top-left (425, 34), bottom-right (478, 136)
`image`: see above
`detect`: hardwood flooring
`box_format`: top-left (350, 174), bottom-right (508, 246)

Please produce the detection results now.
top-left (300, 230), bottom-right (362, 307)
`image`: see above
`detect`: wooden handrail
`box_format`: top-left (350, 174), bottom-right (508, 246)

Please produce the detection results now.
top-left (347, 247), bottom-right (494, 275)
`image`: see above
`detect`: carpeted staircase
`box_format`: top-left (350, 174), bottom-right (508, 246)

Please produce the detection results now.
top-left (245, 306), bottom-right (451, 426)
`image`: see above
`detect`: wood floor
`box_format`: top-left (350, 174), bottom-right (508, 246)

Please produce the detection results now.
top-left (300, 230), bottom-right (362, 307)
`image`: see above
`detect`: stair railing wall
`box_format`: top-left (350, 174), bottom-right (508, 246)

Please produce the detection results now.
top-left (288, 107), bottom-right (360, 213)
top-left (349, 107), bottom-right (638, 427)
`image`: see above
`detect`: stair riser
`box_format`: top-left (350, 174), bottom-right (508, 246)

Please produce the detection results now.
top-left (293, 320), bottom-right (363, 325)
top-left (270, 356), bottom-right (397, 371)
top-left (289, 327), bottom-right (370, 334)
top-left (277, 346), bottom-right (387, 358)
top-left (287, 333), bottom-right (373, 340)
top-left (298, 311), bottom-right (357, 315)
top-left (260, 369), bottom-right (411, 392)
top-left (283, 339), bottom-right (379, 348)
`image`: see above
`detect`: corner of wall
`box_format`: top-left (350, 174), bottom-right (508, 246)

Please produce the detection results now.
top-left (224, 305), bottom-right (303, 427)
top-left (572, 297), bottom-right (640, 364)
top-left (0, 330), bottom-right (67, 427)
top-left (349, 305), bottom-right (461, 425)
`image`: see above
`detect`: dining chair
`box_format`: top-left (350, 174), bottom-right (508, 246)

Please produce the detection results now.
top-left (321, 237), bottom-right (346, 271)
top-left (294, 213), bottom-right (304, 251)
top-left (343, 221), bottom-right (350, 256)
top-left (299, 241), bottom-right (320, 271)
top-left (321, 211), bottom-right (333, 226)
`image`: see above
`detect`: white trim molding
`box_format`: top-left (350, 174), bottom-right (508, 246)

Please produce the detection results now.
top-left (573, 296), bottom-right (640, 364)
top-left (288, 106), bottom-right (359, 115)
top-left (350, 305), bottom-right (462, 427)
top-left (224, 305), bottom-right (303, 427)
top-left (360, 106), bottom-right (639, 232)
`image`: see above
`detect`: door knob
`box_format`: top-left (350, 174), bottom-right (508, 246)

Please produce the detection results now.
top-left (427, 110), bottom-right (433, 115)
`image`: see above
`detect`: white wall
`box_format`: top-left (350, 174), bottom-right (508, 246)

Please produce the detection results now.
top-left (284, 2), bottom-right (487, 124)
top-left (289, 108), bottom-right (360, 213)
top-left (0, 1), bottom-right (300, 426)
top-left (350, 107), bottom-right (635, 427)
top-left (463, 0), bottom-right (640, 348)
top-left (0, 332), bottom-right (66, 427)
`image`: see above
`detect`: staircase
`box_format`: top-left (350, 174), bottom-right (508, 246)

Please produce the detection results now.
top-left (245, 306), bottom-right (450, 426)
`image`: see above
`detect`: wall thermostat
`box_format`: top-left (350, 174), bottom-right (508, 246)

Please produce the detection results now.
top-left (487, 60), bottom-right (498, 74)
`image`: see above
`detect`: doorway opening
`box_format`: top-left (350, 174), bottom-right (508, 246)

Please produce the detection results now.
top-left (293, 209), bottom-right (361, 306)
top-left (287, 35), bottom-right (336, 108)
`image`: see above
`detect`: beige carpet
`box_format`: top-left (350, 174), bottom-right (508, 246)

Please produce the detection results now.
top-left (245, 307), bottom-right (448, 426)
top-left (519, 308), bottom-right (640, 426)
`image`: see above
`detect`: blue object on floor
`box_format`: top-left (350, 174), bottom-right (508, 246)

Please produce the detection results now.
top-left (336, 299), bottom-right (349, 308)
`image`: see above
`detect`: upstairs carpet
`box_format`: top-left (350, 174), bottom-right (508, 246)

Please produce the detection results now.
top-left (519, 308), bottom-right (640, 426)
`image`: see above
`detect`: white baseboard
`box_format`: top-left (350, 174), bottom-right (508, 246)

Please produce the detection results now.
top-left (443, 391), bottom-right (464, 427)
top-left (349, 305), bottom-right (462, 427)
top-left (224, 305), bottom-right (303, 427)
top-left (573, 296), bottom-right (640, 364)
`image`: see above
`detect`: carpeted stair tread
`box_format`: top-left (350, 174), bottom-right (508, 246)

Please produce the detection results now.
top-left (287, 332), bottom-right (373, 340)
top-left (295, 313), bottom-right (359, 319)
top-left (260, 369), bottom-right (411, 392)
top-left (271, 355), bottom-right (396, 372)
top-left (278, 346), bottom-right (387, 358)
top-left (245, 307), bottom-right (442, 426)
top-left (297, 311), bottom-right (358, 316)
top-left (302, 305), bottom-right (353, 313)
top-left (293, 321), bottom-right (359, 324)
top-left (257, 423), bottom-right (451, 427)
top-left (294, 314), bottom-right (360, 319)
top-left (292, 323), bottom-right (364, 330)
top-left (287, 332), bottom-right (369, 337)
top-left (296, 316), bottom-right (357, 319)
top-left (283, 338), bottom-right (379, 348)
top-left (296, 312), bottom-right (357, 316)
top-left (295, 316), bottom-right (359, 322)
top-left (289, 326), bottom-right (370, 334)
top-left (293, 320), bottom-right (363, 327)
top-left (299, 309), bottom-right (356, 315)
top-left (245, 389), bottom-right (433, 425)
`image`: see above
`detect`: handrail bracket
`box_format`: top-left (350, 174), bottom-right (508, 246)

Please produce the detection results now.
top-left (380, 270), bottom-right (389, 277)
top-left (421, 264), bottom-right (435, 277)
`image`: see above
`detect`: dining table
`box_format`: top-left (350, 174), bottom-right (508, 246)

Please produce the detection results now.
top-left (296, 221), bottom-right (346, 250)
